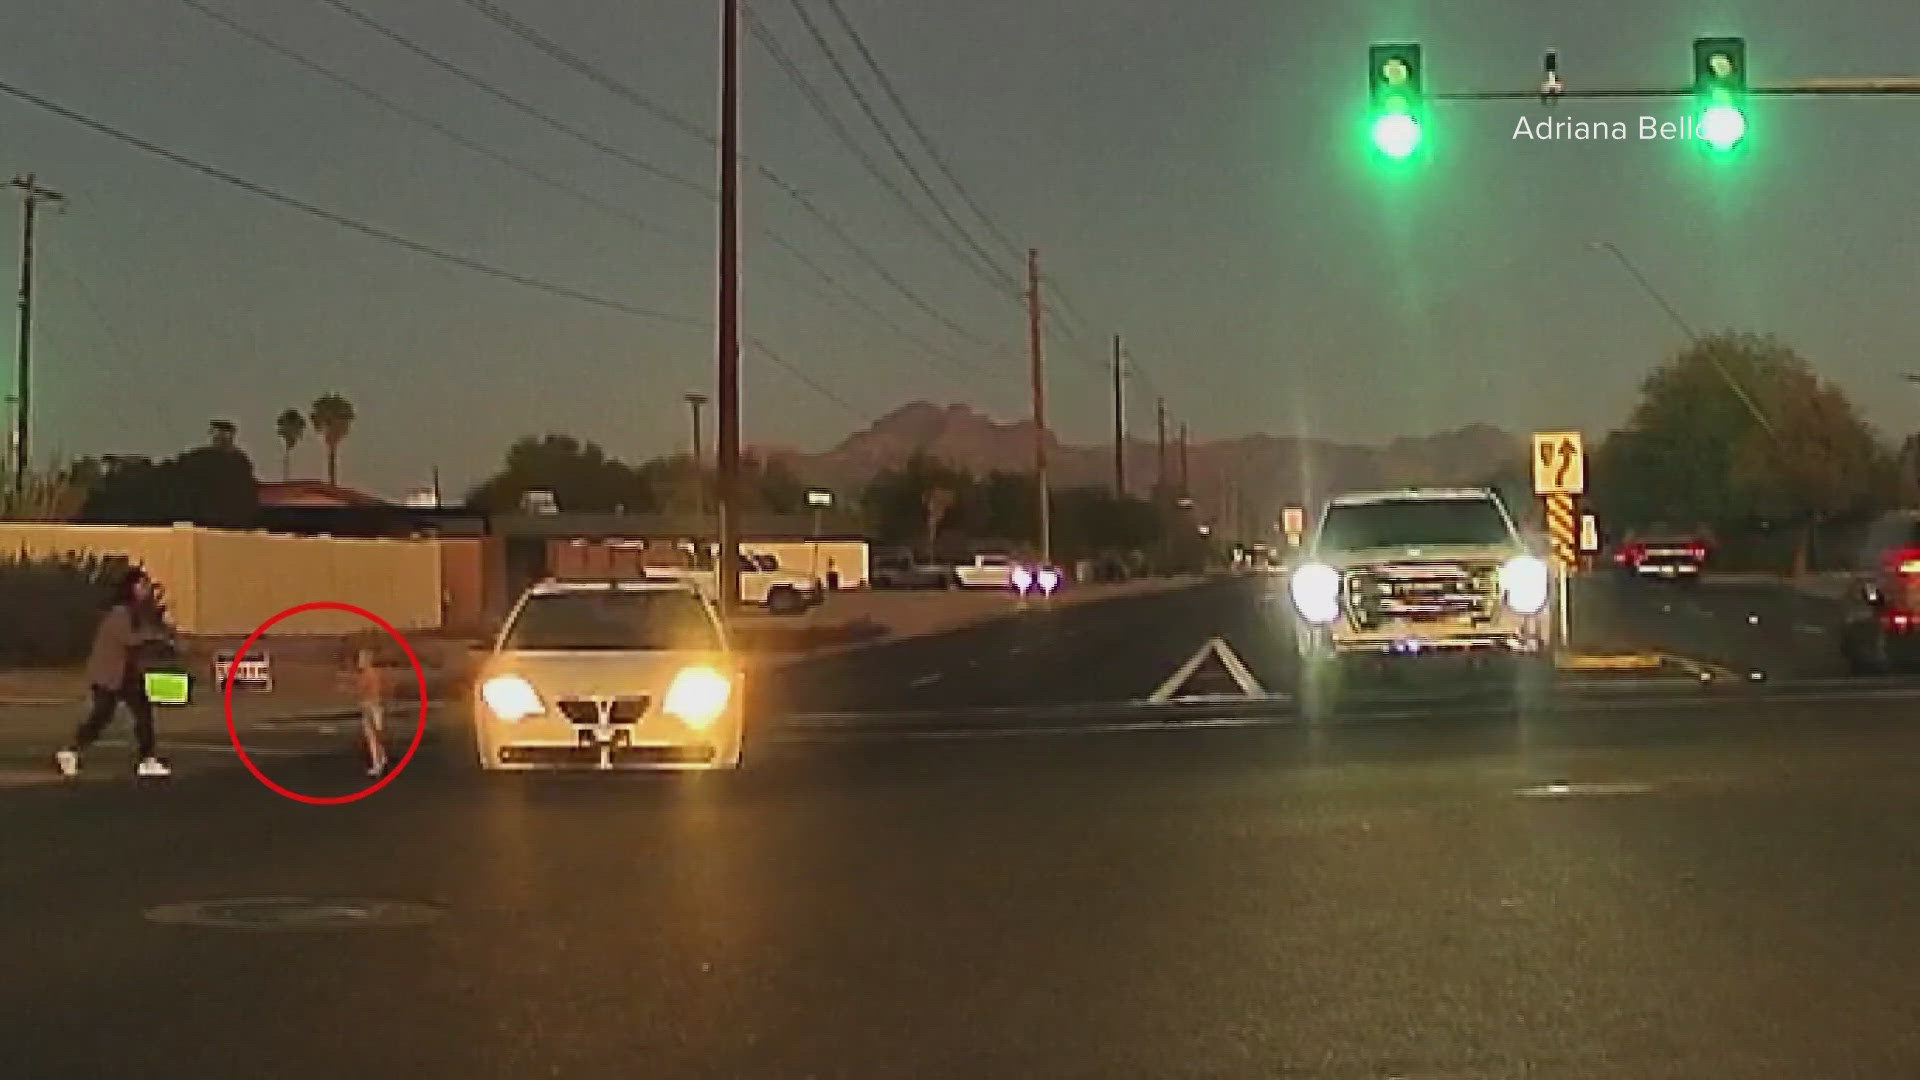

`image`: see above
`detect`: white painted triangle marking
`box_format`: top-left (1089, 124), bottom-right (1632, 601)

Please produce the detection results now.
top-left (1148, 637), bottom-right (1267, 703)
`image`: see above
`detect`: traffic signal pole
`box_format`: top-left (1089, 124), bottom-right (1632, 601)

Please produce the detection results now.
top-left (1434, 77), bottom-right (1920, 101)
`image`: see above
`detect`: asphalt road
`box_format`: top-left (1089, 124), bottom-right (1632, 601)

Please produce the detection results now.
top-left (9, 574), bottom-right (1920, 1077)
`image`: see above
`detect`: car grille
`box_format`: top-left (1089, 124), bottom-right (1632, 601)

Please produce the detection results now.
top-left (1345, 561), bottom-right (1499, 626)
top-left (556, 697), bottom-right (651, 725)
top-left (498, 744), bottom-right (715, 767)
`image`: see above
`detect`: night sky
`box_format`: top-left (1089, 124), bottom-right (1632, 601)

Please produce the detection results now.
top-left (3, 0), bottom-right (1917, 497)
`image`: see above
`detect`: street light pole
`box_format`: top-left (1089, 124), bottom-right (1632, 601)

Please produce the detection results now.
top-left (1590, 239), bottom-right (1775, 439)
top-left (714, 0), bottom-right (741, 623)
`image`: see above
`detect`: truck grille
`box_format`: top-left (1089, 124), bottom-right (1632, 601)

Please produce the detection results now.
top-left (556, 697), bottom-right (650, 725)
top-left (1345, 562), bottom-right (1499, 626)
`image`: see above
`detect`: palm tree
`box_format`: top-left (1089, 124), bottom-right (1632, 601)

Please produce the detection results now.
top-left (274, 409), bottom-right (306, 480)
top-left (309, 394), bottom-right (356, 486)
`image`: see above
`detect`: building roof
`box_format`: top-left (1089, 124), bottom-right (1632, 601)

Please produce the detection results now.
top-left (490, 511), bottom-right (869, 540)
top-left (257, 480), bottom-right (392, 508)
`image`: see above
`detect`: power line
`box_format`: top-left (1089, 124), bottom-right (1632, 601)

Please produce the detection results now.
top-left (443, 0), bottom-right (1016, 359)
top-left (2, 75), bottom-right (884, 422)
top-left (746, 8), bottom-right (1013, 316)
top-left (780, 0), bottom-right (1019, 299)
top-left (0, 79), bottom-right (709, 329)
top-left (176, 0), bottom-right (700, 246)
top-left (817, 0), bottom-right (1022, 266)
top-left (314, 0), bottom-right (711, 199)
top-left (748, 337), bottom-right (868, 419)
top-left (453, 0), bottom-right (711, 146)
top-left (179, 0), bottom-right (983, 388)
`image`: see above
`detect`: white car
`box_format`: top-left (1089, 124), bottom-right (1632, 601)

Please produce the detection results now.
top-left (1285, 488), bottom-right (1553, 711)
top-left (472, 579), bottom-right (745, 770)
top-left (953, 553), bottom-right (1018, 589)
top-left (652, 550), bottom-right (822, 614)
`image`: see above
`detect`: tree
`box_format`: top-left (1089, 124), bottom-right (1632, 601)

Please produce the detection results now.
top-left (0, 459), bottom-right (87, 521)
top-left (309, 393), bottom-right (356, 486)
top-left (860, 453), bottom-right (976, 548)
top-left (1592, 332), bottom-right (1895, 571)
top-left (76, 436), bottom-right (259, 528)
top-left (275, 408), bottom-right (307, 481)
top-left (467, 434), bottom-right (655, 514)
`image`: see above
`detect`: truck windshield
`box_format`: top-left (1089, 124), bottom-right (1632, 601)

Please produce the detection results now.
top-left (504, 590), bottom-right (721, 651)
top-left (1318, 499), bottom-right (1511, 552)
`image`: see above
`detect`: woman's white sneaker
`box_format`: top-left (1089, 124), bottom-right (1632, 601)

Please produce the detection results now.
top-left (136, 757), bottom-right (172, 778)
top-left (55, 749), bottom-right (79, 778)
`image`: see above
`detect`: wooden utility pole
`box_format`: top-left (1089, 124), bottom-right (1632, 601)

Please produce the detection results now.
top-left (1178, 422), bottom-right (1190, 497)
top-left (685, 391), bottom-right (708, 518)
top-left (715, 0), bottom-right (741, 620)
top-left (1027, 248), bottom-right (1050, 564)
top-left (1155, 397), bottom-right (1167, 499)
top-left (1111, 334), bottom-right (1125, 496)
top-left (8, 174), bottom-right (61, 492)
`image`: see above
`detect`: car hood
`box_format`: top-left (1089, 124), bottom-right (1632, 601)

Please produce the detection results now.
top-left (478, 650), bottom-right (738, 698)
top-left (1311, 543), bottom-right (1521, 570)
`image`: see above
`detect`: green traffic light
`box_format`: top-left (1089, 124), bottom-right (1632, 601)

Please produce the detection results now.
top-left (1699, 103), bottom-right (1746, 151)
top-left (1371, 113), bottom-right (1421, 158)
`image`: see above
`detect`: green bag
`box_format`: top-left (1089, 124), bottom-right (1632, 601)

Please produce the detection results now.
top-left (144, 670), bottom-right (190, 707)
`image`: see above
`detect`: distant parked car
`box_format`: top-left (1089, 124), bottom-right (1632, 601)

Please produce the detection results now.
top-left (870, 550), bottom-right (955, 590)
top-left (953, 552), bottom-right (1017, 589)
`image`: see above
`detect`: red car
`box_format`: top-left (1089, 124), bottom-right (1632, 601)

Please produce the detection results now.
top-left (1841, 512), bottom-right (1920, 673)
top-left (1614, 531), bottom-right (1710, 582)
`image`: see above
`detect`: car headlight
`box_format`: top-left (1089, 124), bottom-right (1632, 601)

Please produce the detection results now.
top-left (1500, 556), bottom-right (1550, 615)
top-left (1011, 565), bottom-right (1035, 593)
top-left (1289, 563), bottom-right (1342, 624)
top-left (481, 674), bottom-right (544, 722)
top-left (663, 666), bottom-right (732, 729)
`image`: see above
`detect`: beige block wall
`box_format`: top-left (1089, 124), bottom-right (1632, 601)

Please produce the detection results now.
top-left (189, 530), bottom-right (442, 635)
top-left (0, 524), bottom-right (442, 635)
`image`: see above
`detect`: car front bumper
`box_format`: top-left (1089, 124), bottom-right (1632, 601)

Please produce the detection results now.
top-left (474, 707), bottom-right (743, 771)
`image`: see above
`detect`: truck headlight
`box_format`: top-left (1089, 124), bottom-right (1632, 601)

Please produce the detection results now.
top-left (1501, 556), bottom-right (1550, 615)
top-left (1289, 563), bottom-right (1342, 624)
top-left (481, 675), bottom-right (544, 722)
top-left (664, 666), bottom-right (732, 729)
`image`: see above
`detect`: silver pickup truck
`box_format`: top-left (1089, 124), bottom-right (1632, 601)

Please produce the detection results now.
top-left (1284, 487), bottom-right (1553, 714)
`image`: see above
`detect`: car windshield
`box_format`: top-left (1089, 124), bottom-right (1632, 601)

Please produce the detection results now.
top-left (1317, 499), bottom-right (1511, 552)
top-left (503, 590), bottom-right (720, 651)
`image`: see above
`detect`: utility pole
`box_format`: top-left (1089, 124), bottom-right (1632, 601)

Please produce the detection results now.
top-left (9, 174), bottom-right (62, 492)
top-left (1027, 248), bottom-right (1050, 565)
top-left (714, 0), bottom-right (741, 621)
top-left (684, 391), bottom-right (708, 519)
top-left (1111, 334), bottom-right (1126, 496)
top-left (1155, 398), bottom-right (1167, 500)
top-left (1178, 422), bottom-right (1190, 497)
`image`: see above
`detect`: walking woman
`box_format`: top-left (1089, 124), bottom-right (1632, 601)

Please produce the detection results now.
top-left (54, 567), bottom-right (174, 779)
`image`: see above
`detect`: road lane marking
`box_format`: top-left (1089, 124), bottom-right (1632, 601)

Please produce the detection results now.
top-left (909, 673), bottom-right (944, 688)
top-left (779, 715), bottom-right (1278, 743)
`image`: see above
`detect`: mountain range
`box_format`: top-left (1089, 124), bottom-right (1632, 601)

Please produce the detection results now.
top-left (763, 403), bottom-right (1526, 535)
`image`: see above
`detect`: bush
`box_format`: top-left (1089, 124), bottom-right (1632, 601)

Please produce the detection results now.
top-left (0, 553), bottom-right (120, 667)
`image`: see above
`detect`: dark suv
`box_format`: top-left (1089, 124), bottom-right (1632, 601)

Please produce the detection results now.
top-left (1839, 511), bottom-right (1920, 673)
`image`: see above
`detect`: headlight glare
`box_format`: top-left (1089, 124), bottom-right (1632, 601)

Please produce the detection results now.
top-left (664, 666), bottom-right (732, 729)
top-left (1501, 556), bottom-right (1551, 615)
top-left (481, 674), bottom-right (544, 721)
top-left (1289, 563), bottom-right (1342, 624)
